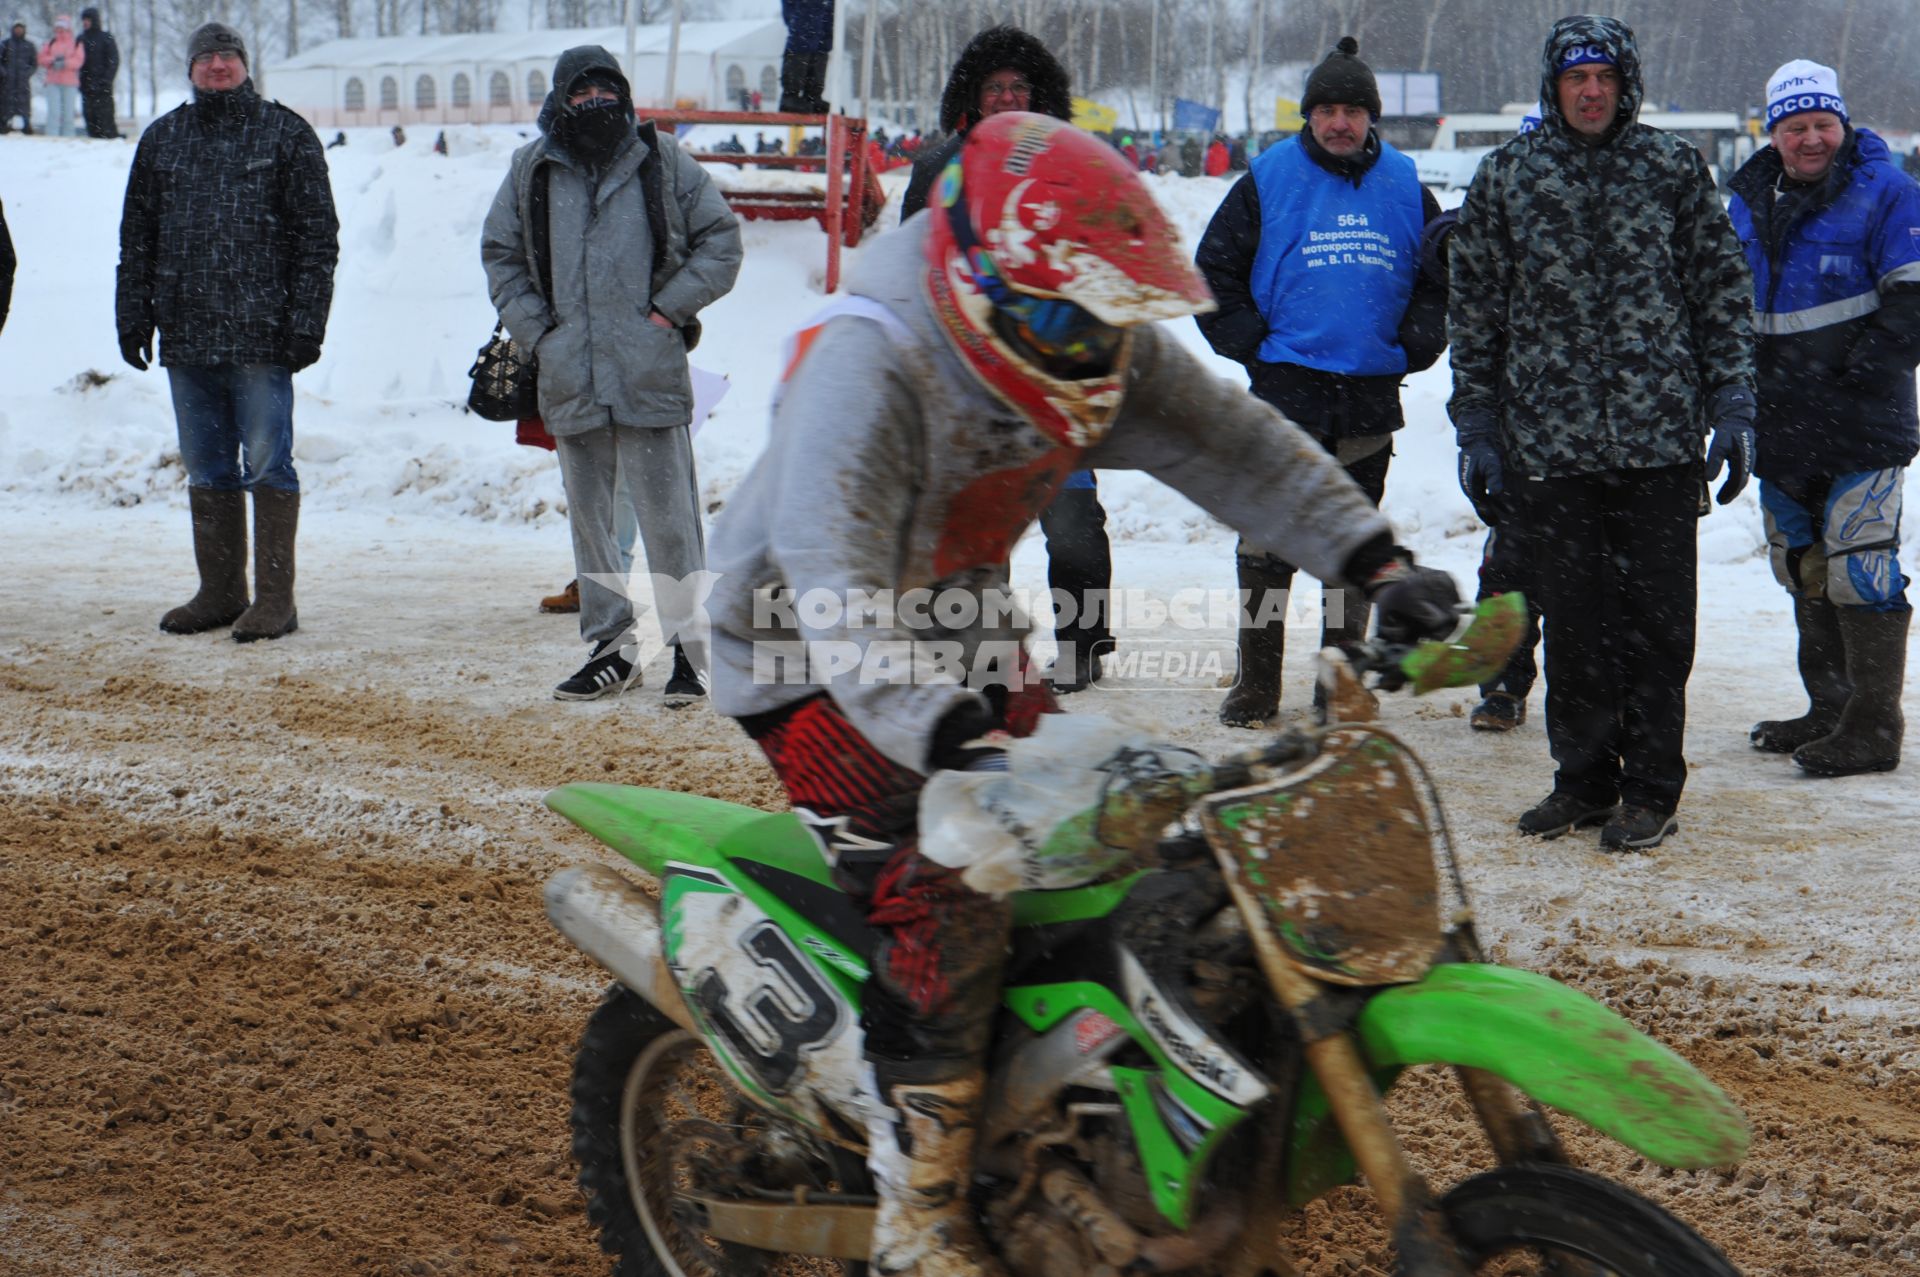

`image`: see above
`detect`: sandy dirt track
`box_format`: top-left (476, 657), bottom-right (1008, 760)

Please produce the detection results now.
top-left (2, 519), bottom-right (1918, 1277)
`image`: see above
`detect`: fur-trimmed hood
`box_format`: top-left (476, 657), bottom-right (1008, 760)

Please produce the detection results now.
top-left (938, 26), bottom-right (1071, 134)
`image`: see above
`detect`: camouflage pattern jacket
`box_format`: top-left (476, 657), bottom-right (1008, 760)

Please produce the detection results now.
top-left (1447, 15), bottom-right (1754, 480)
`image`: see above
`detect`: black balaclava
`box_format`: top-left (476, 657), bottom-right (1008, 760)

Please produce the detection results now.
top-left (551, 64), bottom-right (634, 167)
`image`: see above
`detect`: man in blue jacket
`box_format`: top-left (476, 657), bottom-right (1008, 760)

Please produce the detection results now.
top-left (1195, 36), bottom-right (1445, 727)
top-left (1728, 61), bottom-right (1920, 777)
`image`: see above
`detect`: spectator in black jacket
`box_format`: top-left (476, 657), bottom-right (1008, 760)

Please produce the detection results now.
top-left (115, 23), bottom-right (338, 645)
top-left (0, 21), bottom-right (33, 134)
top-left (898, 27), bottom-right (1114, 692)
top-left (77, 7), bottom-right (116, 138)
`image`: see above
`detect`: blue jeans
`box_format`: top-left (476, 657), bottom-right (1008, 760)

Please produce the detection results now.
top-left (168, 364), bottom-right (299, 493)
top-left (44, 83), bottom-right (76, 137)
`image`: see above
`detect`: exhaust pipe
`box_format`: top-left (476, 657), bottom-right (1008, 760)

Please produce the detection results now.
top-left (544, 865), bottom-right (700, 1034)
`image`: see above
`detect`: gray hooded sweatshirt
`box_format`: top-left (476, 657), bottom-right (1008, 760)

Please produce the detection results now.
top-left (481, 49), bottom-right (742, 435)
top-left (705, 215), bottom-right (1393, 772)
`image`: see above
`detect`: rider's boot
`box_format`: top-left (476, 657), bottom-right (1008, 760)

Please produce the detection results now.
top-left (861, 851), bottom-right (1013, 1277)
top-left (865, 1063), bottom-right (1009, 1277)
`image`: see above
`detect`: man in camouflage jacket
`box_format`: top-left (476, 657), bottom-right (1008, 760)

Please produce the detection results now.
top-left (1447, 15), bottom-right (1756, 851)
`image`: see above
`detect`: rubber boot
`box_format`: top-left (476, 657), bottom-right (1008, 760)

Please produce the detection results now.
top-left (232, 488), bottom-right (299, 643)
top-left (1219, 560), bottom-right (1293, 728)
top-left (1794, 607), bottom-right (1908, 777)
top-left (160, 487), bottom-right (250, 634)
top-left (1311, 586), bottom-right (1372, 724)
top-left (1751, 593), bottom-right (1850, 752)
top-left (865, 1066), bottom-right (1009, 1277)
top-left (777, 51), bottom-right (808, 113)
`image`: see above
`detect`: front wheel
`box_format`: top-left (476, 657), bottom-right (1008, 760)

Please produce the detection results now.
top-left (1441, 1164), bottom-right (1741, 1276)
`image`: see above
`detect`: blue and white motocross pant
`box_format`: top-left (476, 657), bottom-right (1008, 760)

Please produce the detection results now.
top-left (1761, 468), bottom-right (1910, 611)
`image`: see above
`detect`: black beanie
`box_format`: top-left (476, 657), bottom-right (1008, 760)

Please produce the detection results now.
top-left (187, 22), bottom-right (248, 70)
top-left (1301, 36), bottom-right (1381, 118)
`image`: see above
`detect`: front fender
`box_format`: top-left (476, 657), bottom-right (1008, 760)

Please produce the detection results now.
top-left (1356, 963), bottom-right (1749, 1168)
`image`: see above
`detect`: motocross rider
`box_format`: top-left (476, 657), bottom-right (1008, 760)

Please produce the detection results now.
top-left (704, 112), bottom-right (1461, 1277)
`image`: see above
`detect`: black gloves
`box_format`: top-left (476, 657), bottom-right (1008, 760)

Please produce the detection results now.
top-left (286, 335), bottom-right (324, 372)
top-left (1453, 410), bottom-right (1505, 520)
top-left (119, 330), bottom-right (152, 371)
top-left (1704, 384), bottom-right (1757, 505)
top-left (1366, 559), bottom-right (1462, 646)
top-left (926, 700), bottom-right (1007, 773)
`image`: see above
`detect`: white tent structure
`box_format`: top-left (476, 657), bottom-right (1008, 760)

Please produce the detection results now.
top-left (273, 21), bottom-right (787, 130)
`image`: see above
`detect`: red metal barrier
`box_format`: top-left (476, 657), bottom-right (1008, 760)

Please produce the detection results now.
top-left (647, 109), bottom-right (887, 293)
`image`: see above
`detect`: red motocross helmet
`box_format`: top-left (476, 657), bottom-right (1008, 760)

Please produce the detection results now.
top-left (924, 112), bottom-right (1216, 448)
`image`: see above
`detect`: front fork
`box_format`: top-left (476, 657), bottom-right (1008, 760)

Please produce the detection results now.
top-left (1220, 873), bottom-right (1474, 1277)
top-left (1447, 920), bottom-right (1573, 1169)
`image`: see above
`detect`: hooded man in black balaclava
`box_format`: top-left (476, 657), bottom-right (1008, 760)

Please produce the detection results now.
top-left (482, 46), bottom-right (743, 703)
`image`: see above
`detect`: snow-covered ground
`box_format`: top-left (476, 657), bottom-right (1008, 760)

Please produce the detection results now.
top-left (3, 121), bottom-right (1919, 1275)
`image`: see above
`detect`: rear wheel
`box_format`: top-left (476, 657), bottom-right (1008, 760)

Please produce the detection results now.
top-left (1440, 1164), bottom-right (1741, 1276)
top-left (569, 983), bottom-right (870, 1277)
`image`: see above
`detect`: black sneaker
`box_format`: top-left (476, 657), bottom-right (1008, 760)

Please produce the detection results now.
top-left (1600, 804), bottom-right (1679, 852)
top-left (1470, 691), bottom-right (1526, 732)
top-left (1516, 791), bottom-right (1618, 839)
top-left (663, 644), bottom-right (707, 700)
top-left (554, 639), bottom-right (642, 701)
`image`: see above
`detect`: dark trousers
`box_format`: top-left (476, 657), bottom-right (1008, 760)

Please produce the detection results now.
top-left (1039, 480), bottom-right (1113, 662)
top-left (1518, 466), bottom-right (1699, 814)
top-left (1237, 443), bottom-right (1390, 636)
top-left (1475, 499), bottom-right (1545, 697)
top-left (81, 89), bottom-right (116, 138)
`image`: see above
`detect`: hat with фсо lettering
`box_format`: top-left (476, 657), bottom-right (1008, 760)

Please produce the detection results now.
top-left (1517, 104), bottom-right (1543, 134)
top-left (187, 21), bottom-right (247, 71)
top-left (1766, 60), bottom-right (1846, 130)
top-left (1556, 42), bottom-right (1614, 73)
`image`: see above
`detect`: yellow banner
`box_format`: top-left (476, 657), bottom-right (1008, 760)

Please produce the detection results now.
top-left (1072, 97), bottom-right (1118, 132)
top-left (1275, 97), bottom-right (1303, 131)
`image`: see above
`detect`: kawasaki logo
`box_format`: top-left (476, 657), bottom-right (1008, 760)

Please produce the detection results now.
top-left (1139, 992), bottom-right (1243, 1092)
top-left (1118, 948), bottom-right (1268, 1106)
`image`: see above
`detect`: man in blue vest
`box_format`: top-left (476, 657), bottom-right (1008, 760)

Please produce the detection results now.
top-left (1728, 60), bottom-right (1919, 777)
top-left (1196, 36), bottom-right (1445, 727)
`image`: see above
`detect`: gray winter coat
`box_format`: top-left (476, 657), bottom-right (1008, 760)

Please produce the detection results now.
top-left (481, 123), bottom-right (741, 435)
top-left (706, 216), bottom-right (1393, 772)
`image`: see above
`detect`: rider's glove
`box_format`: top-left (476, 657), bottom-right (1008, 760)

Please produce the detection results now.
top-left (1704, 385), bottom-right (1757, 506)
top-left (926, 700), bottom-right (1008, 773)
top-left (1365, 558), bottom-right (1462, 646)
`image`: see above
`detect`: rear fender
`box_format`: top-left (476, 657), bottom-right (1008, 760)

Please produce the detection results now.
top-left (1356, 963), bottom-right (1749, 1168)
top-left (545, 783), bottom-right (774, 878)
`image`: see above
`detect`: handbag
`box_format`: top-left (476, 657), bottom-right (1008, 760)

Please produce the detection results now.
top-left (467, 322), bottom-right (539, 422)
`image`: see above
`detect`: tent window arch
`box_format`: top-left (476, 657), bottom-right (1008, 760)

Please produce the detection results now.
top-left (726, 64), bottom-right (746, 100)
top-left (489, 71), bottom-right (510, 107)
top-left (759, 65), bottom-right (778, 101)
top-left (527, 70), bottom-right (547, 105)
top-left (416, 75), bottom-right (437, 110)
top-left (344, 78), bottom-right (366, 112)
top-left (380, 76), bottom-right (399, 110)
top-left (452, 72), bottom-right (471, 109)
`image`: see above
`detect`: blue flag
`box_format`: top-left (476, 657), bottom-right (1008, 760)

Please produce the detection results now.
top-left (1172, 98), bottom-right (1221, 133)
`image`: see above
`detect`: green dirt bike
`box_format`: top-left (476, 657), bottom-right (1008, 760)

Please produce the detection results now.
top-left (544, 595), bottom-right (1748, 1277)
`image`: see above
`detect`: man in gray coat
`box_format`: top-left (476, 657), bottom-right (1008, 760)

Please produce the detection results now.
top-left (482, 45), bottom-right (742, 700)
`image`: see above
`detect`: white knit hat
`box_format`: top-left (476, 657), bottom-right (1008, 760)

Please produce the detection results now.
top-left (1766, 60), bottom-right (1847, 130)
